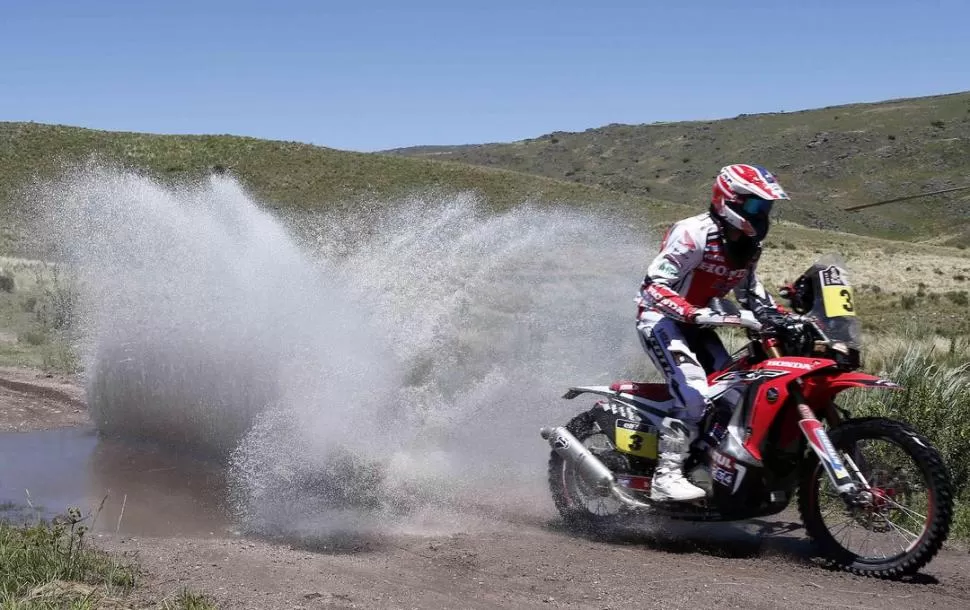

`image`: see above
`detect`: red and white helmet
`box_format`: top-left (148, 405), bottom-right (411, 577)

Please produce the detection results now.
top-left (710, 164), bottom-right (789, 240)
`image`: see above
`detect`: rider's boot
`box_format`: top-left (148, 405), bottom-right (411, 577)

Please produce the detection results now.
top-left (650, 418), bottom-right (706, 502)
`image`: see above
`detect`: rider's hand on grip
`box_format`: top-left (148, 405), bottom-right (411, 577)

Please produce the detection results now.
top-left (691, 307), bottom-right (716, 325)
top-left (754, 306), bottom-right (791, 336)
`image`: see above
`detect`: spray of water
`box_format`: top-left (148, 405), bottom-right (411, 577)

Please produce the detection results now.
top-left (36, 166), bottom-right (656, 538)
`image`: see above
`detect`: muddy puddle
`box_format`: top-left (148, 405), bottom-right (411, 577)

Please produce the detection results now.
top-left (0, 427), bottom-right (232, 537)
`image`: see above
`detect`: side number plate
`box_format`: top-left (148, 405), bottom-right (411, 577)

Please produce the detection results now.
top-left (614, 418), bottom-right (658, 459)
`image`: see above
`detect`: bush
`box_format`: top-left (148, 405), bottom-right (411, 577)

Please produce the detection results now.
top-left (952, 502), bottom-right (970, 540)
top-left (33, 267), bottom-right (78, 331)
top-left (843, 345), bottom-right (970, 534)
top-left (0, 269), bottom-right (14, 293)
top-left (162, 588), bottom-right (219, 610)
top-left (19, 330), bottom-right (47, 346)
top-left (21, 295), bottom-right (38, 313)
top-left (901, 294), bottom-right (917, 310)
top-left (931, 120), bottom-right (945, 129)
top-left (945, 291), bottom-right (969, 306)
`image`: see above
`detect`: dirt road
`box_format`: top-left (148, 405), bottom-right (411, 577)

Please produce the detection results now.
top-left (3, 367), bottom-right (969, 609)
top-left (0, 366), bottom-right (87, 431)
top-left (98, 517), bottom-right (970, 610)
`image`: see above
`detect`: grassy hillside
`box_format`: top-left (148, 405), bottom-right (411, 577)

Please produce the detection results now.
top-left (0, 122), bottom-right (677, 253)
top-left (389, 91), bottom-right (970, 246)
top-left (0, 118), bottom-right (967, 374)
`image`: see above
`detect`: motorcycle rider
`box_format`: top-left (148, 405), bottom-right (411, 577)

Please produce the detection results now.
top-left (637, 164), bottom-right (791, 502)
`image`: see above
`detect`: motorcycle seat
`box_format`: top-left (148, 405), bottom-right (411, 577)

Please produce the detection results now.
top-left (609, 381), bottom-right (672, 402)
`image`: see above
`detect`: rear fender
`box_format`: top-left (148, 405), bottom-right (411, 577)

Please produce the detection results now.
top-left (562, 386), bottom-right (618, 401)
top-left (561, 386), bottom-right (669, 461)
top-left (562, 385), bottom-right (673, 424)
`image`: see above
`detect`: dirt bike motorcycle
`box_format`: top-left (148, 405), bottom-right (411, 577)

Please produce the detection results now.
top-left (540, 255), bottom-right (953, 578)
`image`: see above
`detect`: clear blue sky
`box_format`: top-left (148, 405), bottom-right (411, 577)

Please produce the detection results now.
top-left (3, 0), bottom-right (968, 151)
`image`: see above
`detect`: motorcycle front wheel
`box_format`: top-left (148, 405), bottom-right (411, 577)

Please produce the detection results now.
top-left (798, 417), bottom-right (953, 578)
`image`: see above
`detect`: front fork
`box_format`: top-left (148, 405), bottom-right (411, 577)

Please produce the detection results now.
top-left (790, 384), bottom-right (864, 499)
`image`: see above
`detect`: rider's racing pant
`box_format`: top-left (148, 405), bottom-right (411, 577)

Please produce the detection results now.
top-left (636, 310), bottom-right (731, 424)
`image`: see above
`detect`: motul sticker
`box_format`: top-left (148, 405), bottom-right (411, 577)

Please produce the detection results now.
top-left (711, 451), bottom-right (737, 488)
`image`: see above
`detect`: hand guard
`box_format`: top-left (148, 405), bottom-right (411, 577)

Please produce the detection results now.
top-left (754, 306), bottom-right (793, 336)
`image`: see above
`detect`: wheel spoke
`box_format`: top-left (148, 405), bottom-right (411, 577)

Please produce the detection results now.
top-left (881, 514), bottom-right (922, 545)
top-left (826, 515), bottom-right (853, 538)
top-left (879, 495), bottom-right (928, 524)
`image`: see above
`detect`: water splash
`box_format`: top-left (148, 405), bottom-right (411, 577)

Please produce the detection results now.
top-left (36, 167), bottom-right (655, 536)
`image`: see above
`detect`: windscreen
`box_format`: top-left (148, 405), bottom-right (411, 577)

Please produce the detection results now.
top-left (801, 254), bottom-right (862, 348)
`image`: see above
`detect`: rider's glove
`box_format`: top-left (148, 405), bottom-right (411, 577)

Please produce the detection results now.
top-left (690, 307), bottom-right (715, 324)
top-left (754, 306), bottom-right (791, 335)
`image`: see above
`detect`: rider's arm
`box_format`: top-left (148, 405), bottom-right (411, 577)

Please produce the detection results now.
top-left (735, 258), bottom-right (783, 317)
top-left (640, 221), bottom-right (705, 322)
top-left (735, 270), bottom-right (776, 311)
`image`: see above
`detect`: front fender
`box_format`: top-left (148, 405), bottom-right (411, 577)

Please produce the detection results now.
top-left (802, 371), bottom-right (902, 404)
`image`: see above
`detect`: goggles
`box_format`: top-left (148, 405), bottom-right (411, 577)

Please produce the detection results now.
top-left (741, 196), bottom-right (774, 216)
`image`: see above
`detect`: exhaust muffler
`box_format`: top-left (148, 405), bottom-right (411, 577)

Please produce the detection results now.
top-left (540, 426), bottom-right (616, 493)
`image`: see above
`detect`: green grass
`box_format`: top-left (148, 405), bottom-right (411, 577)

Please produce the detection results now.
top-left (0, 510), bottom-right (216, 609)
top-left (391, 90), bottom-right (970, 246)
top-left (159, 589), bottom-right (218, 610)
top-left (0, 509), bottom-right (136, 609)
top-left (841, 338), bottom-right (970, 539)
top-left (0, 259), bottom-right (78, 372)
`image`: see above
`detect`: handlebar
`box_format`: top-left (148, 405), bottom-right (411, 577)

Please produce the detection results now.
top-left (694, 310), bottom-right (809, 331)
top-left (693, 309), bottom-right (763, 331)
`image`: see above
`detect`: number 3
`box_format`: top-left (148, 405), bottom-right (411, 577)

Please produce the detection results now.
top-left (839, 288), bottom-right (854, 312)
top-left (629, 434), bottom-right (643, 452)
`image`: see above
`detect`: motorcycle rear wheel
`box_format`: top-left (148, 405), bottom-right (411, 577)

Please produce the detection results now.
top-left (547, 411), bottom-right (632, 529)
top-left (798, 417), bottom-right (953, 578)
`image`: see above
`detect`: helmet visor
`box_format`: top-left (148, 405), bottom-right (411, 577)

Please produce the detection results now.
top-left (741, 196), bottom-right (774, 216)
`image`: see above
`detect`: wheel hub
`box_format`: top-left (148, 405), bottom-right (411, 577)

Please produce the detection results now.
top-left (846, 486), bottom-right (899, 533)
